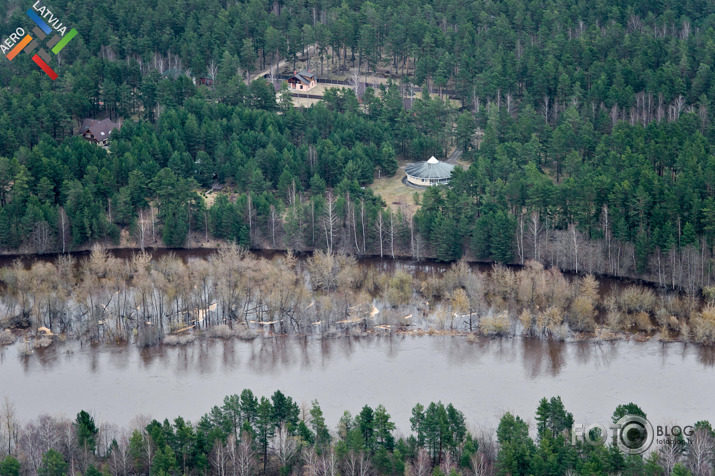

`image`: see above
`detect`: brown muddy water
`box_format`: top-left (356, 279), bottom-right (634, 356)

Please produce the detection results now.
top-left (1, 336), bottom-right (713, 433)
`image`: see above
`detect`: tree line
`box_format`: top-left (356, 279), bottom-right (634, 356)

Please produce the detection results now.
top-left (1, 392), bottom-right (713, 475)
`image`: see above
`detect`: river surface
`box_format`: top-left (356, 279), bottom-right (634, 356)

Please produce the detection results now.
top-left (1, 336), bottom-right (714, 434)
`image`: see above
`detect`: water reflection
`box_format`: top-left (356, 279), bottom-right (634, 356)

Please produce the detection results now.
top-left (696, 344), bottom-right (715, 366)
top-left (3, 336), bottom-right (715, 431)
top-left (522, 338), bottom-right (566, 378)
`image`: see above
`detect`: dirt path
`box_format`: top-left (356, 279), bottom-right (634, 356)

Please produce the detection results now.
top-left (252, 44), bottom-right (318, 82)
top-left (445, 148), bottom-right (463, 164)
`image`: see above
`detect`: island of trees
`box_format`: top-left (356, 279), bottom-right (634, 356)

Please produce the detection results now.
top-left (1, 247), bottom-right (714, 349)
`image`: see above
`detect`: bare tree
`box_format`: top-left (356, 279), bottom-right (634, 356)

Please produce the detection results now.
top-left (134, 209), bottom-right (151, 251)
top-left (269, 204), bottom-right (279, 248)
top-left (349, 67), bottom-right (364, 99)
top-left (505, 93), bottom-right (517, 118)
top-left (375, 210), bottom-right (384, 258)
top-left (247, 194), bottom-right (254, 246)
top-left (271, 423), bottom-right (298, 471)
top-left (344, 450), bottom-right (371, 476)
top-left (321, 191), bottom-right (337, 254)
top-left (1, 396), bottom-right (18, 455)
top-left (516, 211), bottom-right (525, 265)
top-left (360, 198), bottom-right (367, 253)
top-left (687, 428), bottom-right (714, 476)
top-left (658, 438), bottom-right (683, 476)
top-left (234, 432), bottom-right (256, 476)
top-left (109, 432), bottom-right (131, 476)
top-left (388, 210), bottom-right (396, 259)
top-left (469, 452), bottom-right (490, 476)
top-left (210, 438), bottom-right (229, 476)
top-left (569, 223), bottom-right (581, 274)
top-left (30, 221), bottom-right (53, 254)
top-left (319, 448), bottom-right (339, 476)
top-left (528, 211), bottom-right (542, 261)
top-left (303, 447), bottom-right (319, 476)
top-left (150, 205), bottom-right (156, 243)
top-left (541, 95), bottom-right (550, 124)
top-left (58, 207), bottom-right (71, 254)
top-left (410, 448), bottom-right (431, 476)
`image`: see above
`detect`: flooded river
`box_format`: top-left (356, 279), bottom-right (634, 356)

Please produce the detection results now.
top-left (1, 336), bottom-right (713, 433)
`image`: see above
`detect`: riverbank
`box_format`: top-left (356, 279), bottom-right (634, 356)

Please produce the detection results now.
top-left (0, 238), bottom-right (703, 297)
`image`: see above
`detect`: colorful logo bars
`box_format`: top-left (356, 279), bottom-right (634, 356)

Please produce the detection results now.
top-left (4, 9), bottom-right (77, 80)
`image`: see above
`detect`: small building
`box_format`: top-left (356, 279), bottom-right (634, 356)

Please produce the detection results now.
top-left (287, 70), bottom-right (317, 91)
top-left (80, 118), bottom-right (121, 145)
top-left (405, 156), bottom-right (455, 186)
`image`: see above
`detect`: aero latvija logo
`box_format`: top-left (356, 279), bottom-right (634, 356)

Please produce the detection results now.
top-left (1, 2), bottom-right (78, 80)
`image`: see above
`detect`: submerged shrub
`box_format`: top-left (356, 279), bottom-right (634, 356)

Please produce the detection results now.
top-left (163, 334), bottom-right (197, 345)
top-left (634, 312), bottom-right (654, 332)
top-left (619, 286), bottom-right (656, 313)
top-left (0, 331), bottom-right (14, 346)
top-left (480, 311), bottom-right (510, 336)
top-left (536, 306), bottom-right (564, 336)
top-left (692, 306), bottom-right (715, 344)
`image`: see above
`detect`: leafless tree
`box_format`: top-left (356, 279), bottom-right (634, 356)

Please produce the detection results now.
top-left (375, 210), bottom-right (384, 258)
top-left (1, 396), bottom-right (18, 455)
top-left (319, 448), bottom-right (339, 476)
top-left (657, 438), bottom-right (683, 476)
top-left (569, 223), bottom-right (581, 274)
top-left (247, 194), bottom-right (254, 246)
top-left (541, 95), bottom-right (550, 124)
top-left (109, 432), bottom-right (131, 476)
top-left (344, 450), bottom-right (371, 476)
top-left (410, 448), bottom-right (431, 476)
top-left (528, 211), bottom-right (542, 261)
top-left (30, 221), bottom-right (53, 254)
top-left (207, 59), bottom-right (218, 84)
top-left (687, 428), bottom-right (714, 476)
top-left (388, 210), bottom-right (396, 259)
top-left (360, 199), bottom-right (367, 253)
top-left (469, 452), bottom-right (490, 476)
top-left (234, 432), bottom-right (256, 476)
top-left (271, 423), bottom-right (298, 470)
top-left (349, 67), bottom-right (364, 99)
top-left (211, 438), bottom-right (230, 476)
top-left (269, 204), bottom-right (279, 248)
top-left (303, 447), bottom-right (319, 476)
top-left (58, 207), bottom-right (71, 254)
top-left (321, 191), bottom-right (337, 254)
top-left (134, 209), bottom-right (151, 251)
top-left (506, 93), bottom-right (517, 118)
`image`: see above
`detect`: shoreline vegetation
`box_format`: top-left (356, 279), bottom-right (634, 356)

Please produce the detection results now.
top-left (0, 389), bottom-right (712, 476)
top-left (1, 245), bottom-right (714, 351)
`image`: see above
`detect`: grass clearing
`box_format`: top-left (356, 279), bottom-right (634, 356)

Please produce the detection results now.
top-left (369, 163), bottom-right (424, 215)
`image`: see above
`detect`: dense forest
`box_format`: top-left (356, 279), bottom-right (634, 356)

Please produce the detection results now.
top-left (0, 391), bottom-right (713, 476)
top-left (1, 0), bottom-right (715, 291)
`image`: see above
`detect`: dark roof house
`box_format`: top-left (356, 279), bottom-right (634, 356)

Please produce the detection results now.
top-left (80, 118), bottom-right (121, 144)
top-left (405, 156), bottom-right (455, 186)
